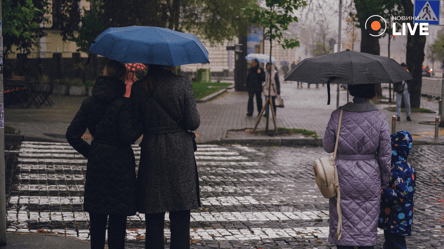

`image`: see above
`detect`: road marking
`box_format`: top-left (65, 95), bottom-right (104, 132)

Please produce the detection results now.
top-left (8, 210), bottom-right (330, 223)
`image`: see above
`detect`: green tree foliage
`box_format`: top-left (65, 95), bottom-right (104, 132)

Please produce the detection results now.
top-left (242, 0), bottom-right (307, 131)
top-left (60, 0), bottom-right (258, 52)
top-left (243, 0), bottom-right (307, 50)
top-left (73, 8), bottom-right (106, 53)
top-left (3, 0), bottom-right (49, 59)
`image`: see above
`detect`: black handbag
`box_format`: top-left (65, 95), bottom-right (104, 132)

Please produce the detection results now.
top-left (393, 81), bottom-right (405, 93)
top-left (143, 77), bottom-right (197, 151)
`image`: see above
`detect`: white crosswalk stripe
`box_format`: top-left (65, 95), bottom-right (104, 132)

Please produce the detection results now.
top-left (9, 141), bottom-right (370, 245)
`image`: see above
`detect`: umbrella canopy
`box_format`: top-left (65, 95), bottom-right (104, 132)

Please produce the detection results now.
top-left (280, 60), bottom-right (289, 65)
top-left (125, 63), bottom-right (146, 71)
top-left (245, 53), bottom-right (277, 63)
top-left (89, 26), bottom-right (209, 66)
top-left (284, 50), bottom-right (412, 85)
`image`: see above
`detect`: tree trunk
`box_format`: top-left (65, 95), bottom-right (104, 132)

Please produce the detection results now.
top-left (355, 2), bottom-right (382, 97)
top-left (401, 0), bottom-right (426, 108)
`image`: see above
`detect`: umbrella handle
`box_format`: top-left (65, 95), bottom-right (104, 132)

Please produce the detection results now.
top-left (327, 79), bottom-right (331, 105)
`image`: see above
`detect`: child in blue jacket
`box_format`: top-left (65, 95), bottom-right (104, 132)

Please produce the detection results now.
top-left (379, 131), bottom-right (416, 249)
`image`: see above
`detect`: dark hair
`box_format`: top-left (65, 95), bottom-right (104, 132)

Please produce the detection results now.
top-left (252, 59), bottom-right (259, 65)
top-left (348, 84), bottom-right (376, 99)
top-left (106, 60), bottom-right (126, 79)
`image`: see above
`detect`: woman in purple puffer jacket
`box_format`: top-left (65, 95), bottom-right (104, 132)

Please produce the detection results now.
top-left (323, 84), bottom-right (392, 249)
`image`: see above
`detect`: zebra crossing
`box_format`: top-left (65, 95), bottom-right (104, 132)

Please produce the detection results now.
top-left (6, 141), bottom-right (350, 247)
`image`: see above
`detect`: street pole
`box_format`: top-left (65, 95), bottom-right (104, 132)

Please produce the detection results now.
top-left (441, 46), bottom-right (444, 127)
top-left (336, 0), bottom-right (342, 109)
top-left (0, 0), bottom-right (6, 245)
top-left (388, 15), bottom-right (392, 103)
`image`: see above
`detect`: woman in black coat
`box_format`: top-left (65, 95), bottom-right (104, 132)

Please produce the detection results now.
top-left (130, 64), bottom-right (200, 249)
top-left (66, 60), bottom-right (143, 249)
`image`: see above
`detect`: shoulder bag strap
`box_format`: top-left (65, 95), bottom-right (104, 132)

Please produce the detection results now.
top-left (333, 109), bottom-right (343, 241)
top-left (333, 109), bottom-right (343, 159)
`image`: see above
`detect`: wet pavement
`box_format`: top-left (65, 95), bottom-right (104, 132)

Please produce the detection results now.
top-left (4, 142), bottom-right (444, 248)
top-left (4, 80), bottom-right (444, 144)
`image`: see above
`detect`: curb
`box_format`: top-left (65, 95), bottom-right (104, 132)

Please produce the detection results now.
top-left (196, 85), bottom-right (233, 103)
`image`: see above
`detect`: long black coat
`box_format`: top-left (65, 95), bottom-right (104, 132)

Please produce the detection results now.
top-left (130, 69), bottom-right (200, 213)
top-left (246, 65), bottom-right (265, 92)
top-left (66, 76), bottom-right (143, 215)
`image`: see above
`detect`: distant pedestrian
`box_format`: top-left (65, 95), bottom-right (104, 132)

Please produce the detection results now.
top-left (291, 61), bottom-right (302, 88)
top-left (263, 63), bottom-right (280, 117)
top-left (394, 63), bottom-right (412, 121)
top-left (282, 63), bottom-right (289, 77)
top-left (323, 83), bottom-right (391, 249)
top-left (124, 70), bottom-right (138, 98)
top-left (246, 59), bottom-right (265, 116)
top-left (130, 64), bottom-right (200, 249)
top-left (66, 59), bottom-right (143, 249)
top-left (379, 131), bottom-right (416, 249)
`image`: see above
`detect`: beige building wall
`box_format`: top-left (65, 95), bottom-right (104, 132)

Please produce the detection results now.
top-left (8, 0), bottom-right (89, 59)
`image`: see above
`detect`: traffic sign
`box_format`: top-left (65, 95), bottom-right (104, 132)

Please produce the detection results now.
top-left (414, 0), bottom-right (440, 25)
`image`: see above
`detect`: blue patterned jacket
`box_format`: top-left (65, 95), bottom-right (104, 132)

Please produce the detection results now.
top-left (378, 131), bottom-right (416, 236)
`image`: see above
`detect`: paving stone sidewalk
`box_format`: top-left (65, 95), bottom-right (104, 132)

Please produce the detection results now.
top-left (4, 80), bottom-right (444, 144)
top-left (4, 142), bottom-right (444, 248)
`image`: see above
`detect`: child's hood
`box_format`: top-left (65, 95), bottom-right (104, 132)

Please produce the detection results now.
top-left (391, 131), bottom-right (413, 163)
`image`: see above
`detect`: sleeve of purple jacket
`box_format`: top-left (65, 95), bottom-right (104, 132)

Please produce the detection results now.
top-left (378, 116), bottom-right (392, 189)
top-left (323, 110), bottom-right (338, 153)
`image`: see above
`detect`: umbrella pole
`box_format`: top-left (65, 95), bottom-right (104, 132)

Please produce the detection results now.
top-left (336, 84), bottom-right (340, 108)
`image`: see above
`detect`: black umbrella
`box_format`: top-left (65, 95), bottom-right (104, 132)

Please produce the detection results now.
top-left (284, 50), bottom-right (413, 104)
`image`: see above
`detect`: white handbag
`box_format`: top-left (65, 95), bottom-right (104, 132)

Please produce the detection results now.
top-left (313, 109), bottom-right (343, 240)
top-left (275, 95), bottom-right (284, 107)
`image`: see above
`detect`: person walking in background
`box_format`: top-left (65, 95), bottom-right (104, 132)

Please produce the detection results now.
top-left (291, 61), bottom-right (302, 88)
top-left (323, 83), bottom-right (392, 249)
top-left (263, 62), bottom-right (280, 117)
top-left (395, 63), bottom-right (412, 121)
top-left (124, 70), bottom-right (138, 98)
top-left (130, 64), bottom-right (200, 249)
top-left (246, 59), bottom-right (265, 116)
top-left (379, 131), bottom-right (416, 249)
top-left (66, 60), bottom-right (143, 249)
top-left (282, 62), bottom-right (289, 77)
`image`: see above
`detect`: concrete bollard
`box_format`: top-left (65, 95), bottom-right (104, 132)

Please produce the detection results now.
top-left (392, 115), bottom-right (397, 134)
top-left (435, 116), bottom-right (440, 139)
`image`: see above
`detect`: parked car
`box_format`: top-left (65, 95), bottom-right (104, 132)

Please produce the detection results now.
top-left (422, 66), bottom-right (431, 77)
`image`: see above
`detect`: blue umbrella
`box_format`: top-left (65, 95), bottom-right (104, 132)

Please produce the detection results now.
top-left (280, 60), bottom-right (289, 65)
top-left (89, 26), bottom-right (209, 66)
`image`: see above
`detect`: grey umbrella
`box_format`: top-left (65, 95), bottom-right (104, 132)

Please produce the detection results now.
top-left (284, 50), bottom-right (413, 104)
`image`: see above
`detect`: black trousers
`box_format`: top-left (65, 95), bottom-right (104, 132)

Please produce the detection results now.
top-left (247, 91), bottom-right (263, 115)
top-left (337, 246), bottom-right (374, 249)
top-left (383, 230), bottom-right (407, 249)
top-left (89, 212), bottom-right (127, 249)
top-left (145, 210), bottom-right (191, 249)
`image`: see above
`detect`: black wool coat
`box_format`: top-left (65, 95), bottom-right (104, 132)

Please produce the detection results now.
top-left (130, 69), bottom-right (201, 213)
top-left (66, 76), bottom-right (143, 215)
top-left (246, 66), bottom-right (265, 92)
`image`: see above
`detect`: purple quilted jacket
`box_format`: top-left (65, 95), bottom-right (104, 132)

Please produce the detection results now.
top-left (323, 101), bottom-right (391, 246)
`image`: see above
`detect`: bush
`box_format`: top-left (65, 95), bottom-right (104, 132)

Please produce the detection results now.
top-left (39, 75), bottom-right (50, 84)
top-left (84, 81), bottom-right (95, 88)
top-left (68, 78), bottom-right (84, 87)
top-left (195, 68), bottom-right (211, 83)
